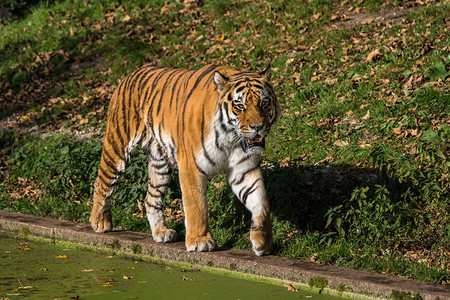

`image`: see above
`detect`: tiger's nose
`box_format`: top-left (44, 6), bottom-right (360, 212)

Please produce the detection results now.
top-left (249, 124), bottom-right (264, 132)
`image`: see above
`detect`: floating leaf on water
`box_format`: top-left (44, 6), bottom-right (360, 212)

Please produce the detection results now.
top-left (82, 269), bottom-right (94, 272)
top-left (23, 247), bottom-right (32, 251)
top-left (41, 268), bottom-right (48, 271)
top-left (126, 267), bottom-right (135, 269)
top-left (123, 275), bottom-right (134, 280)
top-left (57, 254), bottom-right (67, 259)
top-left (18, 286), bottom-right (33, 290)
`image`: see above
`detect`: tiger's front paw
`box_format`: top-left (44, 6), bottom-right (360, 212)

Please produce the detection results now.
top-left (152, 228), bottom-right (177, 243)
top-left (90, 204), bottom-right (112, 233)
top-left (250, 218), bottom-right (272, 256)
top-left (186, 234), bottom-right (216, 252)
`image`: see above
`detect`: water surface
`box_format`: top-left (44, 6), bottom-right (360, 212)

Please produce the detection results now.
top-left (0, 235), bottom-right (341, 299)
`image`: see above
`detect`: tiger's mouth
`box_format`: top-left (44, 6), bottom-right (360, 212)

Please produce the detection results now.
top-left (242, 135), bottom-right (265, 151)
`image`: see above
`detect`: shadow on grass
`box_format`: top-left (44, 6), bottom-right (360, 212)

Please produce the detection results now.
top-left (263, 164), bottom-right (376, 231)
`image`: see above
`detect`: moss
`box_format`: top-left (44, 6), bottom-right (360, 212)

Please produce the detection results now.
top-left (309, 276), bottom-right (328, 293)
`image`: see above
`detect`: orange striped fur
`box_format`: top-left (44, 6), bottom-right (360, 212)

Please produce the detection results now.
top-left (90, 64), bottom-right (280, 255)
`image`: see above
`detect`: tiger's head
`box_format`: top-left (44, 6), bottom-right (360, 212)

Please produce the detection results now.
top-left (214, 65), bottom-right (280, 153)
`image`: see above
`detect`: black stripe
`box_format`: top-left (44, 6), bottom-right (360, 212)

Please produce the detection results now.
top-left (148, 181), bottom-right (170, 189)
top-left (146, 69), bottom-right (173, 120)
top-left (147, 190), bottom-right (163, 198)
top-left (214, 128), bottom-right (224, 152)
top-left (157, 68), bottom-right (183, 115)
top-left (218, 105), bottom-right (228, 132)
top-left (180, 65), bottom-right (217, 152)
top-left (201, 69), bottom-right (216, 89)
top-left (136, 67), bottom-right (158, 97)
top-left (106, 133), bottom-right (125, 160)
top-left (155, 169), bottom-right (172, 176)
top-left (140, 70), bottom-right (161, 109)
top-left (151, 162), bottom-right (168, 170)
top-left (145, 203), bottom-right (162, 210)
top-left (239, 178), bottom-right (261, 205)
top-left (98, 173), bottom-right (118, 188)
top-left (235, 85), bottom-right (246, 93)
top-left (171, 70), bottom-right (188, 108)
top-left (102, 150), bottom-right (123, 175)
top-left (201, 101), bottom-right (216, 166)
top-left (121, 75), bottom-right (134, 142)
top-left (231, 164), bottom-right (259, 186)
top-left (193, 153), bottom-right (208, 176)
top-left (99, 165), bottom-right (118, 181)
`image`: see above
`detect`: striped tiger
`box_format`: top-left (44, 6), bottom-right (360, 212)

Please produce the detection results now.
top-left (90, 64), bottom-right (280, 256)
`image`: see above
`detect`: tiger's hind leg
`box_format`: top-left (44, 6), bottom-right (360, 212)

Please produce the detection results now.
top-left (90, 137), bottom-right (126, 233)
top-left (145, 142), bottom-right (177, 243)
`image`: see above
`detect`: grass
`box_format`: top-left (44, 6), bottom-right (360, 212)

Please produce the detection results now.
top-left (0, 0), bottom-right (449, 286)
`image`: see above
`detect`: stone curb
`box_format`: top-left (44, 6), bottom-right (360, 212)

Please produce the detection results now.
top-left (0, 210), bottom-right (448, 299)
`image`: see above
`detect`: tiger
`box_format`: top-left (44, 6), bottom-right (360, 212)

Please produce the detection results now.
top-left (90, 64), bottom-right (280, 256)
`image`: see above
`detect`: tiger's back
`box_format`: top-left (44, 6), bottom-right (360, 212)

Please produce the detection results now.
top-left (91, 64), bottom-right (279, 256)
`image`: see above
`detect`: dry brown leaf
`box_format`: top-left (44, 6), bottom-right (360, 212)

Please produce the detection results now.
top-left (366, 48), bottom-right (381, 62)
top-left (282, 283), bottom-right (299, 292)
top-left (392, 128), bottom-right (402, 135)
top-left (334, 140), bottom-right (349, 147)
top-left (362, 110), bottom-right (370, 120)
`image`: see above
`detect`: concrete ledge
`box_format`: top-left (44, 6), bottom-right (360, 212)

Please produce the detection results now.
top-left (0, 210), bottom-right (448, 299)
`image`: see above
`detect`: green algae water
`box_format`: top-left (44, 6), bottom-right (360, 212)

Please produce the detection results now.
top-left (0, 235), bottom-right (342, 299)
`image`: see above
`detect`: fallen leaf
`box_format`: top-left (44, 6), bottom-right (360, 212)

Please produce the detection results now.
top-left (183, 276), bottom-right (191, 281)
top-left (282, 283), bottom-right (299, 292)
top-left (23, 247), bottom-right (32, 251)
top-left (366, 48), bottom-right (381, 62)
top-left (362, 110), bottom-right (370, 120)
top-left (392, 128), bottom-right (402, 135)
top-left (123, 275), bottom-right (134, 280)
top-left (82, 269), bottom-right (94, 272)
top-left (334, 140), bottom-right (349, 147)
top-left (18, 286), bottom-right (33, 290)
top-left (324, 77), bottom-right (337, 85)
top-left (57, 254), bottom-right (67, 259)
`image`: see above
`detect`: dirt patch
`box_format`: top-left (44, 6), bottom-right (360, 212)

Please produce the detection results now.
top-left (328, 0), bottom-right (439, 29)
top-left (333, 8), bottom-right (413, 28)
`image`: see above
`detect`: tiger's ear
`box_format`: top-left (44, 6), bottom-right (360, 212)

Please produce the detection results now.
top-left (214, 71), bottom-right (229, 92)
top-left (258, 64), bottom-right (271, 80)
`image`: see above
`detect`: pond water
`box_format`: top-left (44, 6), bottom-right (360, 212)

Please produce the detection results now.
top-left (0, 235), bottom-right (342, 299)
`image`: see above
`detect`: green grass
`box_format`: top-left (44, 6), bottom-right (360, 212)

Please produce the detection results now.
top-left (0, 0), bottom-right (449, 285)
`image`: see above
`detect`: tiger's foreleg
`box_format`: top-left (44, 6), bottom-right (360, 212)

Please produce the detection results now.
top-left (228, 167), bottom-right (272, 256)
top-left (145, 144), bottom-right (177, 243)
top-left (179, 166), bottom-right (216, 252)
top-left (90, 141), bottom-right (126, 233)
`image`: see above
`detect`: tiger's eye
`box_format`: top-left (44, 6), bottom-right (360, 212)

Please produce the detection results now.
top-left (235, 104), bottom-right (245, 111)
